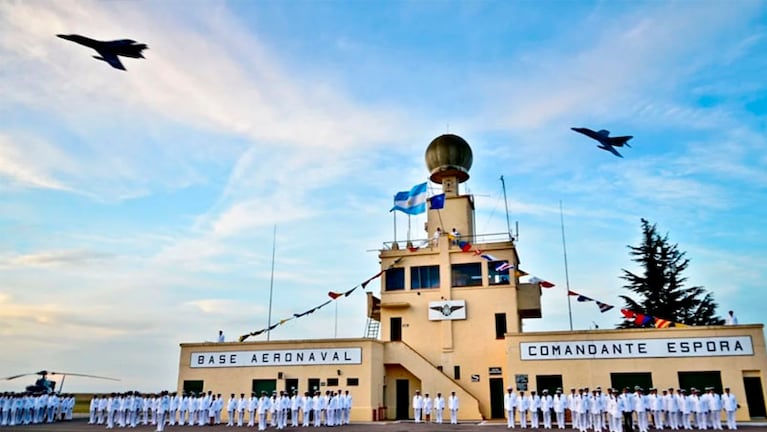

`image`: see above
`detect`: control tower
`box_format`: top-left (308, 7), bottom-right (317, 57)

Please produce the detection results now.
top-left (372, 133), bottom-right (543, 419)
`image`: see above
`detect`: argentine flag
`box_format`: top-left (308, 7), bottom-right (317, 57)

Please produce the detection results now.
top-left (390, 182), bottom-right (428, 215)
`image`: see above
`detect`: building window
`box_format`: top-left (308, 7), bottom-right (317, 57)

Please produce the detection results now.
top-left (183, 380), bottom-right (204, 395)
top-left (494, 313), bottom-right (507, 339)
top-left (346, 378), bottom-right (359, 386)
top-left (411, 265), bottom-right (440, 289)
top-left (610, 372), bottom-right (652, 392)
top-left (536, 375), bottom-right (563, 396)
top-left (451, 263), bottom-right (482, 287)
top-left (488, 260), bottom-right (511, 285)
top-left (454, 365), bottom-right (461, 380)
top-left (678, 371), bottom-right (723, 394)
top-left (327, 378), bottom-right (339, 387)
top-left (385, 268), bottom-right (405, 291)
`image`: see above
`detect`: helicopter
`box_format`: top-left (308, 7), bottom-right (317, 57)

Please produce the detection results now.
top-left (2, 370), bottom-right (120, 393)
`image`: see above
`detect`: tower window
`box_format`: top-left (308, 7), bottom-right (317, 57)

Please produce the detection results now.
top-left (385, 268), bottom-right (405, 291)
top-left (451, 263), bottom-right (482, 287)
top-left (495, 313), bottom-right (507, 339)
top-left (488, 260), bottom-right (511, 285)
top-left (411, 265), bottom-right (440, 289)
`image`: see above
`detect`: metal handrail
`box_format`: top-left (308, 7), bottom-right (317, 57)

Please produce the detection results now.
top-left (382, 231), bottom-right (514, 250)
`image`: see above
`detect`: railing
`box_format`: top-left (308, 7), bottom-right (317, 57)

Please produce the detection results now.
top-left (382, 231), bottom-right (514, 250)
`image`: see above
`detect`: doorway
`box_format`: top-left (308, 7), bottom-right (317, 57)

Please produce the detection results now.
top-left (252, 379), bottom-right (276, 396)
top-left (307, 378), bottom-right (320, 394)
top-left (285, 378), bottom-right (299, 394)
top-left (490, 377), bottom-right (505, 418)
top-left (536, 374), bottom-right (563, 396)
top-left (390, 317), bottom-right (402, 341)
top-left (743, 376), bottom-right (767, 418)
top-left (610, 372), bottom-right (652, 392)
top-left (395, 379), bottom-right (409, 420)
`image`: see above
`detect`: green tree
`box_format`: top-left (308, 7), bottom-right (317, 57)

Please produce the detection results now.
top-left (618, 219), bottom-right (724, 328)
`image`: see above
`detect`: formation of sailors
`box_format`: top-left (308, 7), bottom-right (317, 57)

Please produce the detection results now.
top-left (0, 392), bottom-right (76, 426)
top-left (86, 389), bottom-right (353, 431)
top-left (411, 390), bottom-right (460, 424)
top-left (503, 386), bottom-right (740, 432)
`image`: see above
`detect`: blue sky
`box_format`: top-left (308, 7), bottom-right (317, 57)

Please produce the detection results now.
top-left (1, 0), bottom-right (766, 392)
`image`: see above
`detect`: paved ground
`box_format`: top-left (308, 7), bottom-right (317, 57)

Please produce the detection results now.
top-left (2, 420), bottom-right (767, 432)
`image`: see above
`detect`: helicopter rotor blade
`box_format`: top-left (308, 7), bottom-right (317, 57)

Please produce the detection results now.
top-left (2, 373), bottom-right (37, 381)
top-left (49, 372), bottom-right (120, 381)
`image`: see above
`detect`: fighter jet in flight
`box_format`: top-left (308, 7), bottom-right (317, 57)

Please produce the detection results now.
top-left (56, 34), bottom-right (148, 70)
top-left (571, 127), bottom-right (633, 158)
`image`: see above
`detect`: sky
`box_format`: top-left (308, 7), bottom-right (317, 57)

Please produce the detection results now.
top-left (1, 0), bottom-right (766, 393)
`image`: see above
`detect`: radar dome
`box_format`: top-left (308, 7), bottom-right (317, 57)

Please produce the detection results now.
top-left (424, 134), bottom-right (473, 183)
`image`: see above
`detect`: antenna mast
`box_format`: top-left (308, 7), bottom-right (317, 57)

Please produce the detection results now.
top-left (560, 201), bottom-right (574, 331)
top-left (500, 176), bottom-right (512, 239)
top-left (266, 224), bottom-right (277, 341)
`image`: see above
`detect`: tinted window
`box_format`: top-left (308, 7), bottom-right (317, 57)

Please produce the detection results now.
top-left (451, 263), bottom-right (482, 287)
top-left (411, 265), bottom-right (440, 289)
top-left (385, 268), bottom-right (405, 291)
top-left (488, 260), bottom-right (511, 285)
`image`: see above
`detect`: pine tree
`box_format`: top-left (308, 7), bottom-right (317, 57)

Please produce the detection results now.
top-left (618, 219), bottom-right (724, 328)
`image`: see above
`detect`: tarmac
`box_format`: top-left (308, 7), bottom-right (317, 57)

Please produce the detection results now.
top-left (2, 419), bottom-right (767, 432)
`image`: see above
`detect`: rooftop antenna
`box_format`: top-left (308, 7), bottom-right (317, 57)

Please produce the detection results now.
top-left (266, 224), bottom-right (277, 341)
top-left (500, 176), bottom-right (512, 240)
top-left (560, 201), bottom-right (574, 331)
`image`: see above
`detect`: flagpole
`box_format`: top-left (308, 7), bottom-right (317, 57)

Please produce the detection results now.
top-left (393, 211), bottom-right (397, 247)
top-left (266, 224), bottom-right (277, 341)
top-left (334, 301), bottom-right (338, 338)
top-left (560, 201), bottom-right (574, 331)
top-left (407, 214), bottom-right (411, 242)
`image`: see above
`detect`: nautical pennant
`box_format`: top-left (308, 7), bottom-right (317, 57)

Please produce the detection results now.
top-left (596, 301), bottom-right (614, 313)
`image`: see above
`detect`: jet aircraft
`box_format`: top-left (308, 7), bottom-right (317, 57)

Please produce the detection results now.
top-left (56, 34), bottom-right (148, 70)
top-left (571, 127), bottom-right (633, 158)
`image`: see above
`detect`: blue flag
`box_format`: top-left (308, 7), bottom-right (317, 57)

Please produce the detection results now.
top-left (390, 182), bottom-right (428, 215)
top-left (428, 193), bottom-right (446, 210)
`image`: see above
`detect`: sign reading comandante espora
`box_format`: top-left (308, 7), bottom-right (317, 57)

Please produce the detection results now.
top-left (520, 336), bottom-right (753, 360)
top-left (191, 348), bottom-right (362, 368)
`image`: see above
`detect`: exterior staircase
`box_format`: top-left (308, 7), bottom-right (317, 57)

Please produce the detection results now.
top-left (385, 341), bottom-right (482, 420)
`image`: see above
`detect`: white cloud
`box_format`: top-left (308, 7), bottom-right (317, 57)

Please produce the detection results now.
top-left (0, 133), bottom-right (78, 191)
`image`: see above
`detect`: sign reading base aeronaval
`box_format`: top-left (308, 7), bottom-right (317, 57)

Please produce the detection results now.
top-left (520, 336), bottom-right (753, 360)
top-left (191, 348), bottom-right (362, 368)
